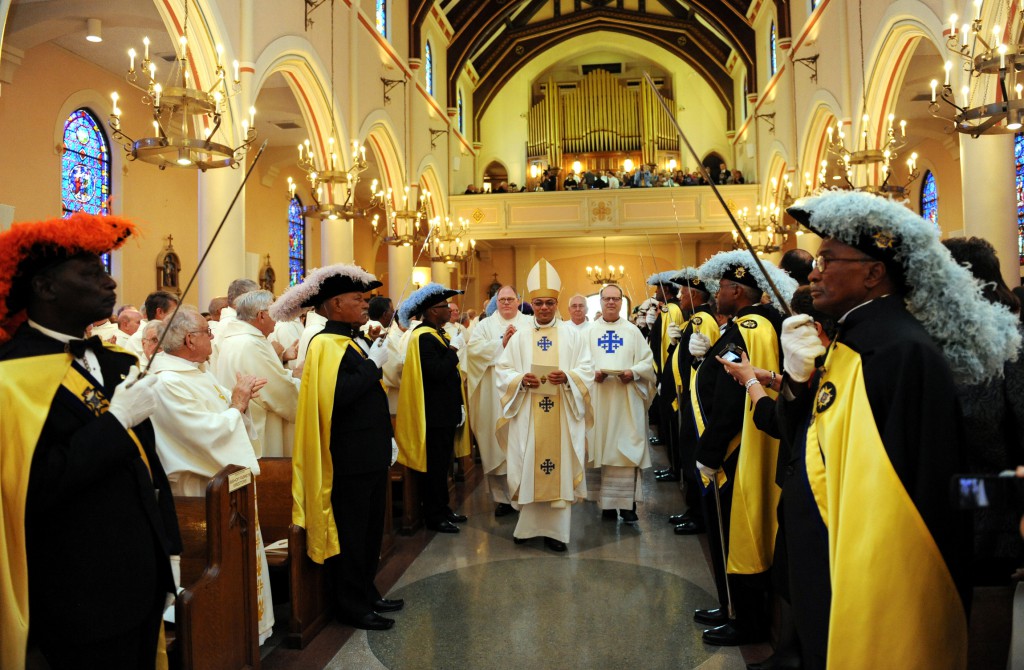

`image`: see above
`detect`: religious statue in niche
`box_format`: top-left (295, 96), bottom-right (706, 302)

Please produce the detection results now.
top-left (259, 254), bottom-right (276, 293)
top-left (156, 236), bottom-right (181, 295)
top-left (487, 273), bottom-right (502, 298)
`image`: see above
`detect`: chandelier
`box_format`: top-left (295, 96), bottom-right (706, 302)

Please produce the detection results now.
top-left (730, 204), bottom-right (802, 255)
top-left (586, 238), bottom-right (625, 285)
top-left (823, 115), bottom-right (920, 196)
top-left (928, 3), bottom-right (1024, 136)
top-left (369, 182), bottom-right (430, 247)
top-left (294, 140), bottom-right (368, 220)
top-left (429, 216), bottom-right (475, 265)
top-left (108, 0), bottom-right (256, 170)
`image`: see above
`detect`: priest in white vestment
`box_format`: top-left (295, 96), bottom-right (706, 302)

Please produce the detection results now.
top-left (269, 315), bottom-right (304, 370)
top-left (125, 291), bottom-right (177, 360)
top-left (567, 294), bottom-right (592, 334)
top-left (585, 284), bottom-right (655, 525)
top-left (494, 259), bottom-right (593, 552)
top-left (147, 307), bottom-right (275, 644)
top-left (465, 285), bottom-right (532, 514)
top-left (296, 307), bottom-right (328, 365)
top-left (214, 290), bottom-right (301, 457)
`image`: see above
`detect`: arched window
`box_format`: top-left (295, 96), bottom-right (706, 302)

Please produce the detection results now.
top-left (811, 0), bottom-right (820, 9)
top-left (375, 0), bottom-right (387, 39)
top-left (62, 108), bottom-right (112, 272)
top-left (920, 170), bottom-right (938, 227)
top-left (425, 41), bottom-right (434, 97)
top-left (1016, 133), bottom-right (1024, 264)
top-left (458, 89), bottom-right (465, 134)
top-left (288, 196), bottom-right (305, 286)
top-left (769, 22), bottom-right (778, 77)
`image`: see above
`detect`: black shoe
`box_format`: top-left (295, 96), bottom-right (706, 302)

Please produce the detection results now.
top-left (668, 512), bottom-right (691, 524)
top-left (702, 622), bottom-right (762, 646)
top-left (341, 612), bottom-right (395, 631)
top-left (447, 512), bottom-right (468, 523)
top-left (674, 521), bottom-right (705, 535)
top-left (654, 468), bottom-right (671, 477)
top-left (373, 598), bottom-right (404, 613)
top-left (427, 520), bottom-right (460, 533)
top-left (602, 509), bottom-right (618, 520)
top-left (513, 536), bottom-right (528, 545)
top-left (544, 537), bottom-right (567, 552)
top-left (649, 436), bottom-right (663, 445)
top-left (656, 471), bottom-right (681, 482)
top-left (746, 652), bottom-right (802, 670)
top-left (494, 503), bottom-right (516, 517)
top-left (619, 509), bottom-right (638, 525)
top-left (694, 607), bottom-right (729, 626)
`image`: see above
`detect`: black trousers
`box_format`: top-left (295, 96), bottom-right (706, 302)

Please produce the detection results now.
top-left (657, 391), bottom-right (680, 474)
top-left (327, 468), bottom-right (388, 618)
top-left (416, 425), bottom-right (456, 524)
top-left (678, 407), bottom-right (702, 513)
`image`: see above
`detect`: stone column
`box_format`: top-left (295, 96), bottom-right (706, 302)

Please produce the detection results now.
top-left (960, 133), bottom-right (1020, 285)
top-left (388, 244), bottom-right (413, 304)
top-left (431, 260), bottom-right (451, 288)
top-left (321, 219), bottom-right (354, 266)
top-left (197, 167), bottom-right (246, 308)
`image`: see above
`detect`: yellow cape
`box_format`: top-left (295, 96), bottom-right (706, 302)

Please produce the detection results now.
top-left (396, 328), bottom-right (471, 473)
top-left (0, 354), bottom-right (71, 670)
top-left (291, 333), bottom-right (354, 564)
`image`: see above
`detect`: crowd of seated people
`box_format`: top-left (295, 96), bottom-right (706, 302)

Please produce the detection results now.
top-left (460, 163), bottom-right (746, 194)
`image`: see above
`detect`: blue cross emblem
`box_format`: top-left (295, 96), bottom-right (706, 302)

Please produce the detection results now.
top-left (539, 396), bottom-right (554, 412)
top-left (540, 459), bottom-right (556, 475)
top-left (537, 336), bottom-right (553, 351)
top-left (597, 330), bottom-right (624, 354)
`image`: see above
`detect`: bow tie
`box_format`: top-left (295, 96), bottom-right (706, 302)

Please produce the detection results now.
top-left (66, 336), bottom-right (104, 358)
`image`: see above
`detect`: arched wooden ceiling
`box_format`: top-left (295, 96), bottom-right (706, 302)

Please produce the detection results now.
top-left (410, 0), bottom-right (759, 131)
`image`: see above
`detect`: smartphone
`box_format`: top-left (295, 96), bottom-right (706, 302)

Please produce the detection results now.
top-left (950, 472), bottom-right (1024, 511)
top-left (720, 343), bottom-right (745, 364)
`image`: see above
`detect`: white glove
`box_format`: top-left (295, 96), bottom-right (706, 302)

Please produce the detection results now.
top-left (367, 337), bottom-right (389, 369)
top-left (645, 306), bottom-right (659, 326)
top-left (638, 298), bottom-right (654, 313)
top-left (781, 314), bottom-right (826, 383)
top-left (688, 332), bottom-right (711, 358)
top-left (667, 321), bottom-right (682, 343)
top-left (108, 365), bottom-right (159, 429)
top-left (457, 405), bottom-right (467, 428)
top-left (696, 461), bottom-right (717, 479)
top-left (391, 438), bottom-right (399, 466)
top-left (449, 332), bottom-right (466, 351)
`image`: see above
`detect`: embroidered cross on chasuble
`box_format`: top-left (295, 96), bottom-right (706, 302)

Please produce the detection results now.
top-left (531, 326), bottom-right (561, 501)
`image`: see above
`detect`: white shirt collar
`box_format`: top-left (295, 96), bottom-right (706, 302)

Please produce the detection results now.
top-left (837, 295), bottom-right (889, 324)
top-left (28, 319), bottom-right (83, 344)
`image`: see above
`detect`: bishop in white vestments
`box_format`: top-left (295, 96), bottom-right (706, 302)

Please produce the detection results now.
top-left (495, 259), bottom-right (593, 551)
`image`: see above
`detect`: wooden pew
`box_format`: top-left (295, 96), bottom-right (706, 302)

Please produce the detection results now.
top-left (171, 465), bottom-right (260, 670)
top-left (255, 457), bottom-right (330, 649)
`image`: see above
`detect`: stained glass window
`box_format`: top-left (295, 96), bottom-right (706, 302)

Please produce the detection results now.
top-left (288, 196), bottom-right (305, 286)
top-left (62, 108), bottom-right (112, 272)
top-left (769, 22), bottom-right (778, 77)
top-left (920, 171), bottom-right (938, 227)
top-left (425, 41), bottom-right (434, 97)
top-left (458, 89), bottom-right (465, 134)
top-left (811, 0), bottom-right (820, 9)
top-left (1016, 133), bottom-right (1024, 264)
top-left (376, 0), bottom-right (387, 39)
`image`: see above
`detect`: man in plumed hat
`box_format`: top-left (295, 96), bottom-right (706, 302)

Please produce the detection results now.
top-left (494, 259), bottom-right (594, 552)
top-left (777, 191), bottom-right (1020, 669)
top-left (0, 213), bottom-right (181, 668)
top-left (689, 251), bottom-right (796, 647)
top-left (272, 263), bottom-right (402, 631)
top-left (395, 283), bottom-right (472, 534)
top-left (664, 269), bottom-right (719, 536)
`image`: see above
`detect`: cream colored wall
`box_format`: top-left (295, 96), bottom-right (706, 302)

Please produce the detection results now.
top-left (905, 136), bottom-right (963, 238)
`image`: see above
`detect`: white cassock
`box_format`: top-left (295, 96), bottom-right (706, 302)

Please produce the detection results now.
top-left (269, 318), bottom-right (304, 370)
top-left (465, 311), bottom-right (532, 503)
top-left (148, 353), bottom-right (274, 643)
top-left (209, 307), bottom-right (237, 369)
top-left (90, 320), bottom-right (119, 341)
top-left (494, 319), bottom-right (593, 542)
top-left (443, 321), bottom-right (468, 368)
top-left (568, 320), bottom-right (592, 335)
top-left (213, 319), bottom-right (300, 457)
top-left (295, 311), bottom-right (327, 366)
top-left (124, 320), bottom-right (147, 361)
top-left (111, 329), bottom-right (132, 349)
top-left (585, 316), bottom-right (656, 510)
top-left (381, 323), bottom-right (412, 415)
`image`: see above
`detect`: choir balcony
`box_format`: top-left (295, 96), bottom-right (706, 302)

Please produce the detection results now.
top-left (449, 184), bottom-right (760, 241)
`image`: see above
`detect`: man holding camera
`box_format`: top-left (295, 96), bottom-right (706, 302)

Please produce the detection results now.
top-left (688, 251), bottom-right (792, 647)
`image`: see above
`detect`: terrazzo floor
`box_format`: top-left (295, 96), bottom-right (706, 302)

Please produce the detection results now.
top-left (300, 451), bottom-right (765, 670)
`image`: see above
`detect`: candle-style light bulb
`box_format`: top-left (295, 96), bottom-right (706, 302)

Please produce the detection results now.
top-left (153, 83), bottom-right (162, 107)
top-left (931, 79), bottom-right (938, 102)
top-left (975, 0), bottom-right (983, 21)
top-left (149, 62), bottom-right (156, 81)
top-left (215, 44), bottom-right (223, 67)
top-left (962, 85), bottom-right (971, 107)
top-left (233, 60), bottom-right (240, 83)
top-left (143, 36), bottom-right (150, 61)
top-left (944, 60), bottom-right (953, 86)
top-left (249, 106), bottom-right (255, 128)
top-left (950, 14), bottom-right (958, 36)
top-left (899, 119), bottom-right (906, 136)
top-left (128, 48), bottom-right (136, 72)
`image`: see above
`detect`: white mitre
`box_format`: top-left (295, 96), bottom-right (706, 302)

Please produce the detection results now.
top-left (526, 258), bottom-right (561, 301)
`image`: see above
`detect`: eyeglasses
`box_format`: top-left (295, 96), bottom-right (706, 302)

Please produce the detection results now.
top-left (601, 297), bottom-right (622, 302)
top-left (188, 328), bottom-right (213, 337)
top-left (497, 298), bottom-right (517, 304)
top-left (531, 300), bottom-right (557, 308)
top-left (142, 337), bottom-right (159, 344)
top-left (813, 255), bottom-right (877, 273)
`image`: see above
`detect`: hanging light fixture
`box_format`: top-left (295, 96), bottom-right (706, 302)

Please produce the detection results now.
top-left (730, 204), bottom-right (802, 255)
top-left (294, 0), bottom-right (367, 220)
top-left (586, 237), bottom-right (625, 285)
top-left (109, 0), bottom-right (256, 170)
top-left (368, 182), bottom-right (430, 248)
top-left (429, 216), bottom-right (475, 265)
top-left (929, 2), bottom-right (1024, 136)
top-left (820, 0), bottom-right (919, 196)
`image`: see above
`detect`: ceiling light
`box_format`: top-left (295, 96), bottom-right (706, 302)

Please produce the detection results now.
top-left (86, 18), bottom-right (102, 43)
